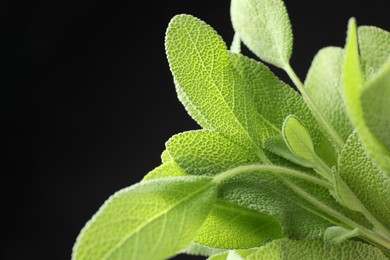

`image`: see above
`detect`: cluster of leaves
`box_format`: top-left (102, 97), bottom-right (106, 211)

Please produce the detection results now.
top-left (72, 0), bottom-right (390, 259)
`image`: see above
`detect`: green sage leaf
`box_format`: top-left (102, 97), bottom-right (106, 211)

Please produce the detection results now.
top-left (73, 176), bottom-right (217, 260)
top-left (230, 0), bottom-right (293, 68)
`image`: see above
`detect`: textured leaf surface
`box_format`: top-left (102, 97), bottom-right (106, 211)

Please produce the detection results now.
top-left (228, 53), bottom-right (336, 166)
top-left (247, 239), bottom-right (389, 259)
top-left (282, 115), bottom-right (316, 162)
top-left (166, 130), bottom-right (260, 176)
top-left (343, 18), bottom-right (390, 176)
top-left (305, 47), bottom-right (353, 141)
top-left (166, 15), bottom-right (266, 159)
top-left (194, 200), bottom-right (283, 249)
top-left (362, 60), bottom-right (390, 152)
top-left (338, 132), bottom-right (390, 229)
top-left (73, 176), bottom-right (216, 260)
top-left (217, 172), bottom-right (332, 239)
top-left (230, 0), bottom-right (293, 68)
top-left (358, 26), bottom-right (390, 79)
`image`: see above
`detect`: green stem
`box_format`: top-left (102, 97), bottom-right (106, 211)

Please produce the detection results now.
top-left (213, 164), bottom-right (332, 190)
top-left (284, 64), bottom-right (344, 151)
top-left (281, 178), bottom-right (390, 250)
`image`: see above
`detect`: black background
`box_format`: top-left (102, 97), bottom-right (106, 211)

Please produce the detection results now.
top-left (2, 1), bottom-right (388, 259)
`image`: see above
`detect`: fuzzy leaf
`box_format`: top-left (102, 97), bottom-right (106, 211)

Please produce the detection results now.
top-left (361, 60), bottom-right (390, 153)
top-left (230, 0), bottom-right (293, 68)
top-left (282, 115), bottom-right (316, 162)
top-left (324, 226), bottom-right (359, 244)
top-left (228, 52), bottom-right (336, 166)
top-left (194, 200), bottom-right (283, 249)
top-left (305, 47), bottom-right (353, 141)
top-left (72, 176), bottom-right (216, 260)
top-left (358, 26), bottom-right (390, 79)
top-left (247, 238), bottom-right (388, 259)
top-left (338, 132), bottom-right (390, 230)
top-left (166, 15), bottom-right (270, 160)
top-left (166, 130), bottom-right (260, 176)
top-left (343, 18), bottom-right (390, 177)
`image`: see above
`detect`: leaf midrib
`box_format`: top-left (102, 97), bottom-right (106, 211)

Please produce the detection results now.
top-left (101, 180), bottom-right (214, 260)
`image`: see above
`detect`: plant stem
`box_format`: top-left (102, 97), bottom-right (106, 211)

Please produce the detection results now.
top-left (281, 178), bottom-right (390, 250)
top-left (213, 164), bottom-right (332, 190)
top-left (283, 64), bottom-right (344, 151)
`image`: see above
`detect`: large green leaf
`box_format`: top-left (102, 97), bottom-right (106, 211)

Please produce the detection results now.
top-left (165, 15), bottom-right (266, 160)
top-left (72, 176), bottom-right (217, 260)
top-left (338, 132), bottom-right (390, 230)
top-left (230, 0), bottom-right (293, 68)
top-left (228, 53), bottom-right (336, 166)
top-left (343, 18), bottom-right (390, 177)
top-left (142, 161), bottom-right (187, 181)
top-left (358, 26), bottom-right (390, 80)
top-left (166, 130), bottom-right (260, 176)
top-left (247, 238), bottom-right (389, 259)
top-left (194, 200), bottom-right (283, 249)
top-left (305, 47), bottom-right (353, 142)
top-left (361, 60), bottom-right (390, 153)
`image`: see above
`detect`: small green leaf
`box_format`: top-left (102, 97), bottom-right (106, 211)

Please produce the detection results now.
top-left (358, 26), bottom-right (390, 79)
top-left (343, 18), bottom-right (390, 177)
top-left (282, 115), bottom-right (316, 162)
top-left (73, 176), bottom-right (217, 260)
top-left (247, 238), bottom-right (389, 259)
top-left (324, 226), bottom-right (359, 244)
top-left (230, 0), bottom-right (293, 68)
top-left (304, 47), bottom-right (353, 141)
top-left (166, 130), bottom-right (260, 176)
top-left (194, 200), bottom-right (283, 249)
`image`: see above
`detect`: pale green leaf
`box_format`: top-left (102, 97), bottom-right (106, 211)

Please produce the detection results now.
top-left (142, 161), bottom-right (187, 181)
top-left (161, 149), bottom-right (172, 163)
top-left (228, 52), bottom-right (337, 166)
top-left (362, 60), bottom-right (390, 153)
top-left (208, 249), bottom-right (257, 260)
top-left (182, 242), bottom-right (226, 257)
top-left (166, 15), bottom-right (267, 160)
top-left (305, 47), bottom-right (353, 141)
top-left (73, 176), bottom-right (216, 260)
top-left (358, 26), bottom-right (390, 79)
top-left (338, 132), bottom-right (390, 230)
top-left (324, 226), bottom-right (359, 244)
top-left (343, 18), bottom-right (390, 177)
top-left (166, 130), bottom-right (260, 176)
top-left (282, 115), bottom-right (316, 162)
top-left (230, 33), bottom-right (241, 53)
top-left (247, 238), bottom-right (388, 259)
top-left (230, 0), bottom-right (293, 68)
top-left (194, 200), bottom-right (283, 249)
